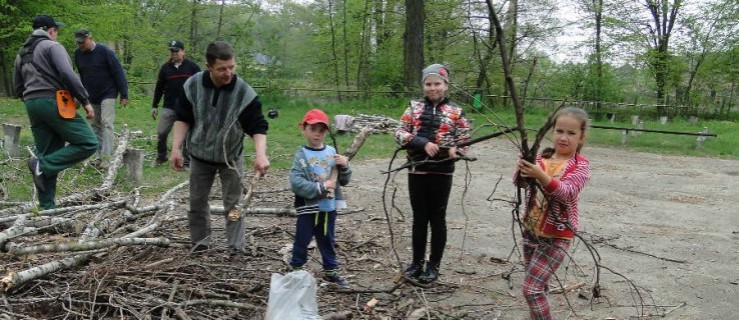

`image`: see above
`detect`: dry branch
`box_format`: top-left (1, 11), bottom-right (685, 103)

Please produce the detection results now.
top-left (1, 254), bottom-right (88, 292)
top-left (8, 237), bottom-right (170, 256)
top-left (229, 172), bottom-right (263, 221)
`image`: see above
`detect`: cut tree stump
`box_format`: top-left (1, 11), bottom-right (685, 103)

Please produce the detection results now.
top-left (123, 148), bottom-right (146, 186)
top-left (2, 123), bottom-right (22, 158)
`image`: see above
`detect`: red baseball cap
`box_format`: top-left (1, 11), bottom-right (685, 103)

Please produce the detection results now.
top-left (299, 109), bottom-right (329, 127)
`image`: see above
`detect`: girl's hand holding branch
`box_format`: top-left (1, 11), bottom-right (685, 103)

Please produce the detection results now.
top-left (517, 159), bottom-right (551, 186)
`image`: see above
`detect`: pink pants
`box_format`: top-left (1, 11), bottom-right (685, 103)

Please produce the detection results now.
top-left (522, 231), bottom-right (571, 320)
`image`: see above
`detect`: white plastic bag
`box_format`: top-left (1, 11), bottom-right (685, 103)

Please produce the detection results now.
top-left (265, 271), bottom-right (323, 320)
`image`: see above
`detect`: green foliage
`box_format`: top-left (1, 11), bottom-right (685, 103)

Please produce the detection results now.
top-left (1, 0), bottom-right (736, 122)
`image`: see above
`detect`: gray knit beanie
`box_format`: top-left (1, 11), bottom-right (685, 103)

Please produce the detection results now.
top-left (422, 63), bottom-right (449, 83)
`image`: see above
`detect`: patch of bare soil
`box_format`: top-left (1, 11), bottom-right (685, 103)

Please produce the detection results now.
top-left (2, 139), bottom-right (737, 319)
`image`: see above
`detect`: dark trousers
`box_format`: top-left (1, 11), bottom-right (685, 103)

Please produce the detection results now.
top-left (25, 98), bottom-right (98, 209)
top-left (408, 173), bottom-right (453, 267)
top-left (156, 108), bottom-right (189, 164)
top-left (188, 157), bottom-right (244, 249)
top-left (290, 211), bottom-right (338, 270)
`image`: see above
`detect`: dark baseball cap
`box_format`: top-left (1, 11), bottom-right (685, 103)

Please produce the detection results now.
top-left (168, 40), bottom-right (185, 51)
top-left (74, 29), bottom-right (91, 42)
top-left (32, 15), bottom-right (65, 30)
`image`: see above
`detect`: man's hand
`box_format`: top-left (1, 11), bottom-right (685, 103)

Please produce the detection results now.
top-left (82, 104), bottom-right (95, 119)
top-left (151, 108), bottom-right (158, 120)
top-left (253, 155), bottom-right (270, 176)
top-left (169, 149), bottom-right (184, 172)
top-left (120, 98), bottom-right (129, 107)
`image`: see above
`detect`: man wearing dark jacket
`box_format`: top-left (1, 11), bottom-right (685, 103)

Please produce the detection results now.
top-left (151, 40), bottom-right (200, 166)
top-left (74, 29), bottom-right (128, 168)
top-left (13, 15), bottom-right (98, 209)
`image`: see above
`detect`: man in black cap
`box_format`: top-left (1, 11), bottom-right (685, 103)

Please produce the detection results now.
top-left (13, 15), bottom-right (98, 209)
top-left (151, 40), bottom-right (200, 166)
top-left (73, 28), bottom-right (129, 169)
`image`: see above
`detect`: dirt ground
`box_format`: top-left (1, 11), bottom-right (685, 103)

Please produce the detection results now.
top-left (297, 139), bottom-right (738, 319)
top-left (3, 138), bottom-right (737, 319)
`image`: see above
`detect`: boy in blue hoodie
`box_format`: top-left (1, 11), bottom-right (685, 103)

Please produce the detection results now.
top-left (289, 109), bottom-right (352, 287)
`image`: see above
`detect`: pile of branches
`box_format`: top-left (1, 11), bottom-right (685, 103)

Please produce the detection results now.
top-left (1, 126), bottom-right (517, 319)
top-left (350, 114), bottom-right (400, 134)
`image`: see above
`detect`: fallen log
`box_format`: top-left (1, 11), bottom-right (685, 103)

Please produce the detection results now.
top-left (8, 237), bottom-right (170, 256)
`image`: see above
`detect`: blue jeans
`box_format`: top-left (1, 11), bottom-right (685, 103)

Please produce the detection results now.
top-left (290, 211), bottom-right (338, 270)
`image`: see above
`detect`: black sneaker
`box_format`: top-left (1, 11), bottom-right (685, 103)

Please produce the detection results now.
top-left (418, 264), bottom-right (439, 284)
top-left (27, 157), bottom-right (45, 192)
top-left (155, 158), bottom-right (168, 166)
top-left (404, 263), bottom-right (423, 279)
top-left (322, 269), bottom-right (350, 288)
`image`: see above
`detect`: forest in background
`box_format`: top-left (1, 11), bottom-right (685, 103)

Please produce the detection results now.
top-left (0, 0), bottom-right (736, 118)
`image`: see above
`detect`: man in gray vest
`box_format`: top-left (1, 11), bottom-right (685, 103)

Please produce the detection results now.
top-left (169, 41), bottom-right (270, 254)
top-left (13, 14), bottom-right (98, 209)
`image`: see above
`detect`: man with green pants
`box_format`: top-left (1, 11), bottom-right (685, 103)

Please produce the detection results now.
top-left (13, 15), bottom-right (98, 209)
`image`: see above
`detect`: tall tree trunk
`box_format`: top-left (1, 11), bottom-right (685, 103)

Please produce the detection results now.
top-left (593, 0), bottom-right (603, 113)
top-left (356, 1), bottom-right (372, 97)
top-left (216, 0), bottom-right (226, 39)
top-left (403, 0), bottom-right (424, 91)
top-left (190, 0), bottom-right (200, 49)
top-left (342, 0), bottom-right (350, 88)
top-left (122, 37), bottom-right (132, 69)
top-left (479, 0), bottom-right (501, 107)
top-left (505, 0), bottom-right (518, 63)
top-left (374, 0), bottom-right (390, 47)
top-left (645, 0), bottom-right (682, 114)
top-left (328, 0), bottom-right (341, 99)
top-left (0, 48), bottom-right (10, 96)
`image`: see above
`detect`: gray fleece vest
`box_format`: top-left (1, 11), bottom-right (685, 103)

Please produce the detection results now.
top-left (183, 72), bottom-right (256, 163)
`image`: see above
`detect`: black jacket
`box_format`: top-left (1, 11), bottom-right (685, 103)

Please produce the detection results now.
top-left (152, 58), bottom-right (200, 109)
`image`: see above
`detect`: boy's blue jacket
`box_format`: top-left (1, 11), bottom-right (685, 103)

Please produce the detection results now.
top-left (290, 146), bottom-right (352, 215)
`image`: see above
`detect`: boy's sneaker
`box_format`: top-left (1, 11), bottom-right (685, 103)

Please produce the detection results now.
top-left (322, 269), bottom-right (350, 288)
top-left (27, 157), bottom-right (46, 192)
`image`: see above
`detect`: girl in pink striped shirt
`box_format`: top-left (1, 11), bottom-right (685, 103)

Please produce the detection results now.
top-left (515, 107), bottom-right (591, 320)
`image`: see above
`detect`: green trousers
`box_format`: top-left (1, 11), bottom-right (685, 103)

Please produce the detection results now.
top-left (24, 98), bottom-right (98, 209)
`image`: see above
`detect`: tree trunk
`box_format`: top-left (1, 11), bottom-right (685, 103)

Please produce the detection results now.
top-left (502, 0), bottom-right (518, 107)
top-left (0, 48), bottom-right (11, 96)
top-left (403, 0), bottom-right (424, 91)
top-left (216, 0), bottom-right (226, 39)
top-left (328, 0), bottom-right (341, 99)
top-left (593, 0), bottom-right (603, 113)
top-left (342, 0), bottom-right (350, 88)
top-left (356, 0), bottom-right (372, 99)
top-left (645, 0), bottom-right (682, 114)
top-left (190, 0), bottom-right (200, 49)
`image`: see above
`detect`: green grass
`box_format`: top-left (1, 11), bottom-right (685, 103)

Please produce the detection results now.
top-left (1, 95), bottom-right (736, 204)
